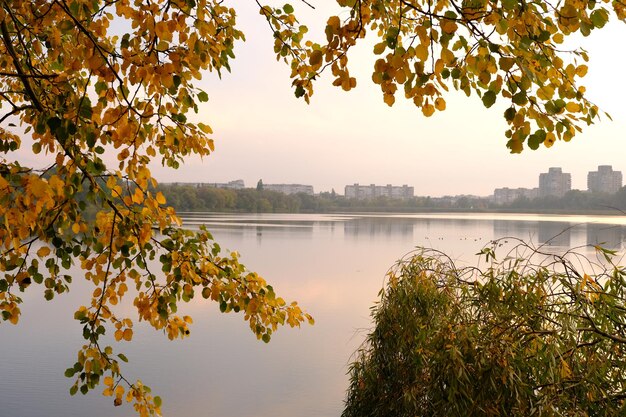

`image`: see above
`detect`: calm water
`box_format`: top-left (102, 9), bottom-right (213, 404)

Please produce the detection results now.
top-left (2, 213), bottom-right (626, 417)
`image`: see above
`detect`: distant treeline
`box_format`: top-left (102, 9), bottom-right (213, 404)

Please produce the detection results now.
top-left (157, 184), bottom-right (477, 213)
top-left (157, 184), bottom-right (626, 214)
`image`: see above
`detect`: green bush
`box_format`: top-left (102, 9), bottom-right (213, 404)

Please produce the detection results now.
top-left (343, 239), bottom-right (626, 417)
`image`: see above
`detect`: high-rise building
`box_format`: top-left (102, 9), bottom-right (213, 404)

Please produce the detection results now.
top-left (588, 165), bottom-right (622, 194)
top-left (345, 183), bottom-right (414, 200)
top-left (538, 167), bottom-right (571, 197)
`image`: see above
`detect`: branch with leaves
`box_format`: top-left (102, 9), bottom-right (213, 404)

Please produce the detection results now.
top-left (271, 0), bottom-right (621, 152)
top-left (0, 2), bottom-right (313, 416)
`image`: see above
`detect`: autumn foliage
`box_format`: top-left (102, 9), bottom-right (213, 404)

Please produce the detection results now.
top-left (1, 0), bottom-right (624, 415)
top-left (0, 2), bottom-right (313, 415)
top-left (263, 0), bottom-right (621, 152)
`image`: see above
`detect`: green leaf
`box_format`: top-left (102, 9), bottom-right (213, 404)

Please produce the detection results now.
top-left (294, 85), bottom-right (306, 98)
top-left (527, 130), bottom-right (546, 150)
top-left (580, 20), bottom-right (592, 36)
top-left (590, 9), bottom-right (609, 28)
top-left (283, 3), bottom-right (294, 13)
top-left (121, 33), bottom-right (130, 49)
top-left (197, 91), bottom-right (209, 102)
top-left (502, 0), bottom-right (517, 10)
top-left (482, 91), bottom-right (497, 108)
top-left (94, 81), bottom-right (107, 96)
top-left (79, 98), bottom-right (93, 119)
top-left (154, 396), bottom-right (162, 407)
top-left (512, 93), bottom-right (527, 106)
top-left (46, 116), bottom-right (62, 132)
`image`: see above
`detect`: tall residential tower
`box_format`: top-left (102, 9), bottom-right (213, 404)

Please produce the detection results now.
top-left (588, 165), bottom-right (622, 194)
top-left (539, 167), bottom-right (571, 197)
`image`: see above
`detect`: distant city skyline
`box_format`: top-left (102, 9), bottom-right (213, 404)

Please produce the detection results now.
top-left (163, 163), bottom-right (624, 198)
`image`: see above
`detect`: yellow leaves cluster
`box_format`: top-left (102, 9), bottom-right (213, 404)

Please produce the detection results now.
top-left (0, 1), bottom-right (317, 416)
top-left (0, 173), bottom-right (69, 251)
top-left (0, 292), bottom-right (20, 324)
top-left (271, 0), bottom-right (609, 152)
top-left (114, 319), bottom-right (134, 342)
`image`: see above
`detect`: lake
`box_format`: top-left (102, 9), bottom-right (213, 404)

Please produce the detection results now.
top-left (2, 212), bottom-right (626, 417)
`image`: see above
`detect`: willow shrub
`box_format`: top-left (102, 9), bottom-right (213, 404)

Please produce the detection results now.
top-left (343, 238), bottom-right (626, 417)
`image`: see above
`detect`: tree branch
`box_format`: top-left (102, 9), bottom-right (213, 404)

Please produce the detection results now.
top-left (0, 19), bottom-right (43, 112)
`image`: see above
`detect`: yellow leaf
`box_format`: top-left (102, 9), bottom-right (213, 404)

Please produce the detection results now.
top-left (36, 246), bottom-right (51, 257)
top-left (132, 188), bottom-right (144, 204)
top-left (29, 177), bottom-right (50, 199)
top-left (543, 132), bottom-right (556, 148)
top-left (156, 192), bottom-right (166, 205)
top-left (560, 359), bottom-right (572, 379)
top-left (565, 102), bottom-right (581, 112)
top-left (441, 49), bottom-right (455, 65)
top-left (434, 98), bottom-right (446, 111)
top-left (422, 104), bottom-right (435, 117)
top-left (441, 19), bottom-right (458, 34)
top-left (373, 42), bottom-right (386, 55)
top-left (327, 16), bottom-right (340, 32)
top-left (415, 44), bottom-right (429, 61)
top-left (197, 123), bottom-right (213, 134)
top-left (575, 65), bottom-right (588, 77)
top-left (123, 328), bottom-right (133, 341)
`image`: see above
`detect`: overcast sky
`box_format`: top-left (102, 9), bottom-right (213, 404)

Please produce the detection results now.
top-left (150, 4), bottom-right (626, 196)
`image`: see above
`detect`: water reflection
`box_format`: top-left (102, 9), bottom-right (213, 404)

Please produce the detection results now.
top-left (343, 217), bottom-right (414, 239)
top-left (493, 220), bottom-right (571, 247)
top-left (537, 222), bottom-right (572, 247)
top-left (586, 223), bottom-right (625, 249)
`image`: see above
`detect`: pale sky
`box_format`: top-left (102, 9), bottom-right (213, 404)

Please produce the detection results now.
top-left (16, 2), bottom-right (626, 198)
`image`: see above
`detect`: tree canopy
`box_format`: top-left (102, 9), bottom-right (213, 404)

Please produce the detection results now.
top-left (0, 2), bottom-right (313, 415)
top-left (266, 0), bottom-right (620, 152)
top-left (0, 0), bottom-right (624, 416)
top-left (344, 240), bottom-right (626, 416)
